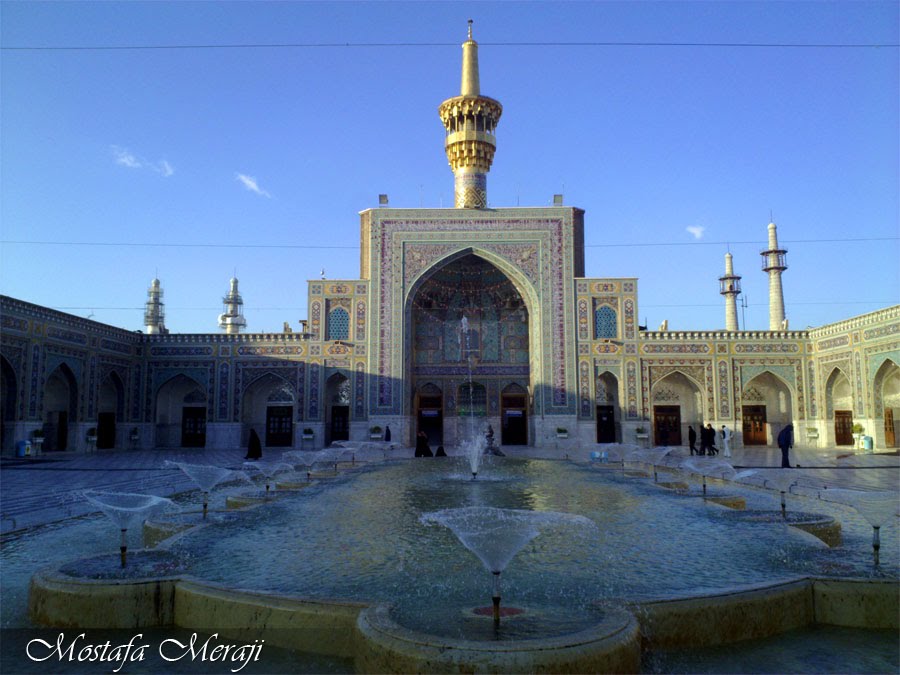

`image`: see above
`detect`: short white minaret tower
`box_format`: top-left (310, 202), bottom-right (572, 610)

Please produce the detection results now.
top-left (143, 278), bottom-right (168, 334)
top-left (760, 221), bottom-right (788, 330)
top-left (218, 277), bottom-right (247, 334)
top-left (718, 252), bottom-right (742, 331)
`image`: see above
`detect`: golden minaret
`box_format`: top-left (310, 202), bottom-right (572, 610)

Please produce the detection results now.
top-left (439, 20), bottom-right (502, 209)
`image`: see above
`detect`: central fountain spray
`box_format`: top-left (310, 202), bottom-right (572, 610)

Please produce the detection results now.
top-left (421, 506), bottom-right (596, 628)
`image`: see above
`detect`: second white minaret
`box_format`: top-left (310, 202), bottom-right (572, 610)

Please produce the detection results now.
top-left (760, 221), bottom-right (788, 330)
top-left (718, 253), bottom-right (742, 331)
top-left (218, 277), bottom-right (247, 334)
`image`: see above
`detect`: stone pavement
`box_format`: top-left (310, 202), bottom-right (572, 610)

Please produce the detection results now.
top-left (1, 444), bottom-right (896, 535)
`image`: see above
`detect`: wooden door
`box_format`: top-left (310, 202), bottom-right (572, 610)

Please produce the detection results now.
top-left (181, 407), bottom-right (206, 448)
top-left (834, 410), bottom-right (853, 446)
top-left (596, 405), bottom-right (616, 443)
top-left (742, 405), bottom-right (767, 445)
top-left (330, 406), bottom-right (350, 442)
top-left (885, 408), bottom-right (896, 448)
top-left (653, 406), bottom-right (681, 446)
top-left (265, 405), bottom-right (293, 447)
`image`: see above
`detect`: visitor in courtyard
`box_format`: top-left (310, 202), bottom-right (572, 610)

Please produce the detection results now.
top-left (721, 425), bottom-right (733, 458)
top-left (706, 423), bottom-right (718, 455)
top-left (384, 425), bottom-right (391, 442)
top-left (778, 424), bottom-right (793, 468)
top-left (415, 431), bottom-right (433, 457)
top-left (245, 428), bottom-right (262, 460)
top-left (435, 445), bottom-right (447, 457)
top-left (688, 426), bottom-right (698, 455)
top-left (699, 424), bottom-right (710, 455)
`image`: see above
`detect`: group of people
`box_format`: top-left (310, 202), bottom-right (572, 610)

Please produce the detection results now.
top-left (688, 424), bottom-right (732, 458)
top-left (415, 431), bottom-right (446, 457)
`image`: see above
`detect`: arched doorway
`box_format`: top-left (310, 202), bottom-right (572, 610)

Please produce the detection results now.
top-left (595, 371), bottom-right (620, 443)
top-left (241, 373), bottom-right (295, 447)
top-left (651, 372), bottom-right (703, 446)
top-left (325, 372), bottom-right (350, 445)
top-left (824, 368), bottom-right (854, 446)
top-left (1, 356), bottom-right (17, 452)
top-left (501, 383), bottom-right (527, 445)
top-left (409, 253), bottom-right (530, 447)
top-left (43, 364), bottom-right (78, 451)
top-left (155, 375), bottom-right (206, 448)
top-left (874, 359), bottom-right (899, 448)
top-left (742, 372), bottom-right (793, 446)
top-left (96, 372), bottom-right (125, 449)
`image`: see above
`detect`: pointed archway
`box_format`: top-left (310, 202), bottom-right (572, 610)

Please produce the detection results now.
top-left (155, 374), bottom-right (206, 448)
top-left (824, 368), bottom-right (854, 446)
top-left (241, 373), bottom-right (295, 447)
top-left (742, 371), bottom-right (794, 447)
top-left (407, 252), bottom-right (531, 447)
top-left (1, 356), bottom-right (17, 452)
top-left (874, 359), bottom-right (899, 448)
top-left (96, 372), bottom-right (125, 449)
top-left (325, 372), bottom-right (350, 446)
top-left (43, 364), bottom-right (78, 451)
top-left (595, 371), bottom-right (620, 443)
top-left (650, 371), bottom-right (703, 446)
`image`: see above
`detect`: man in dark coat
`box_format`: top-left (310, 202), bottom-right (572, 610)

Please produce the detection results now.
top-left (778, 424), bottom-right (793, 468)
top-left (688, 426), bottom-right (698, 455)
top-left (706, 423), bottom-right (718, 456)
top-left (245, 428), bottom-right (262, 460)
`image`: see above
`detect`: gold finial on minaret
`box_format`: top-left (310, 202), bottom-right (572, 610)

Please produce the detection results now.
top-left (439, 21), bottom-right (502, 209)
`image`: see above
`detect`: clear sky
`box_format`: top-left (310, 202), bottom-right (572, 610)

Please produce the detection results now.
top-left (2, 1), bottom-right (897, 334)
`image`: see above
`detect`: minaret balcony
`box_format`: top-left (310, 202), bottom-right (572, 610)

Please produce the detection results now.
top-left (445, 130), bottom-right (496, 146)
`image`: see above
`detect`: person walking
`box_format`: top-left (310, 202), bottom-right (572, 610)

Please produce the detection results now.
top-left (688, 426), bottom-right (698, 455)
top-left (721, 425), bottom-right (732, 458)
top-left (245, 428), bottom-right (262, 460)
top-left (706, 423), bottom-right (718, 456)
top-left (778, 424), bottom-right (793, 468)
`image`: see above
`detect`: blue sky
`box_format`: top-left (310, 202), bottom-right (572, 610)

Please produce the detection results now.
top-left (1, 1), bottom-right (897, 334)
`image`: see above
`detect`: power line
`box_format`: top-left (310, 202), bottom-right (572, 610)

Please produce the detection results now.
top-left (3, 41), bottom-right (897, 52)
top-left (2, 236), bottom-right (896, 251)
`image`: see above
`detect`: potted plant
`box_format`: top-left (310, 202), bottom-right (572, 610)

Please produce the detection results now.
top-left (302, 428), bottom-right (315, 440)
top-left (129, 427), bottom-right (140, 442)
top-left (635, 426), bottom-right (649, 438)
top-left (556, 427), bottom-right (568, 439)
top-left (369, 425), bottom-right (383, 440)
top-left (806, 426), bottom-right (819, 438)
top-left (86, 427), bottom-right (98, 443)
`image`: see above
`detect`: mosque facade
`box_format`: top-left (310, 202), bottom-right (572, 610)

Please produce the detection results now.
top-left (2, 28), bottom-right (898, 456)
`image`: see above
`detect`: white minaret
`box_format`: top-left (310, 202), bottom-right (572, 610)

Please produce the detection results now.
top-left (143, 278), bottom-right (168, 334)
top-left (760, 221), bottom-right (788, 331)
top-left (718, 252), bottom-right (742, 331)
top-left (218, 277), bottom-right (247, 334)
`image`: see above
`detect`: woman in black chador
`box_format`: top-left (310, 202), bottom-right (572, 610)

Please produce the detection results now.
top-left (245, 428), bottom-right (262, 460)
top-left (414, 430), bottom-right (433, 457)
top-left (688, 426), bottom-right (698, 455)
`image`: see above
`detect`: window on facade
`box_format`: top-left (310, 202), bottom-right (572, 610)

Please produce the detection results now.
top-left (457, 382), bottom-right (487, 417)
top-left (594, 305), bottom-right (617, 339)
top-left (327, 308), bottom-right (350, 341)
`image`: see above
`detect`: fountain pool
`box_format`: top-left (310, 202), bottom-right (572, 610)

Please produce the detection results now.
top-left (21, 455), bottom-right (899, 672)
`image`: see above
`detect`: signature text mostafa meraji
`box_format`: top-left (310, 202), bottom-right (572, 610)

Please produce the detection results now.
top-left (27, 631), bottom-right (264, 673)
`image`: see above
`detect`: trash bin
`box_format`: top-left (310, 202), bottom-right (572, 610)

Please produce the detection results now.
top-left (862, 436), bottom-right (874, 453)
top-left (15, 441), bottom-right (31, 458)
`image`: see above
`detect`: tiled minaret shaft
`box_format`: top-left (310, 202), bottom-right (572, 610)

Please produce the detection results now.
top-left (438, 21), bottom-right (502, 209)
top-left (761, 222), bottom-right (788, 330)
top-left (719, 253), bottom-right (742, 331)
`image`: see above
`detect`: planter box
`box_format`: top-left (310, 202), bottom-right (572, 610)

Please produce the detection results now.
top-left (556, 433), bottom-right (569, 439)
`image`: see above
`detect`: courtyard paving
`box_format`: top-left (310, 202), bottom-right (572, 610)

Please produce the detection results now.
top-left (0, 443), bottom-right (897, 534)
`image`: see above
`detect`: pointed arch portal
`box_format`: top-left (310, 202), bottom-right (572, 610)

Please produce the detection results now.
top-left (408, 253), bottom-right (530, 447)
